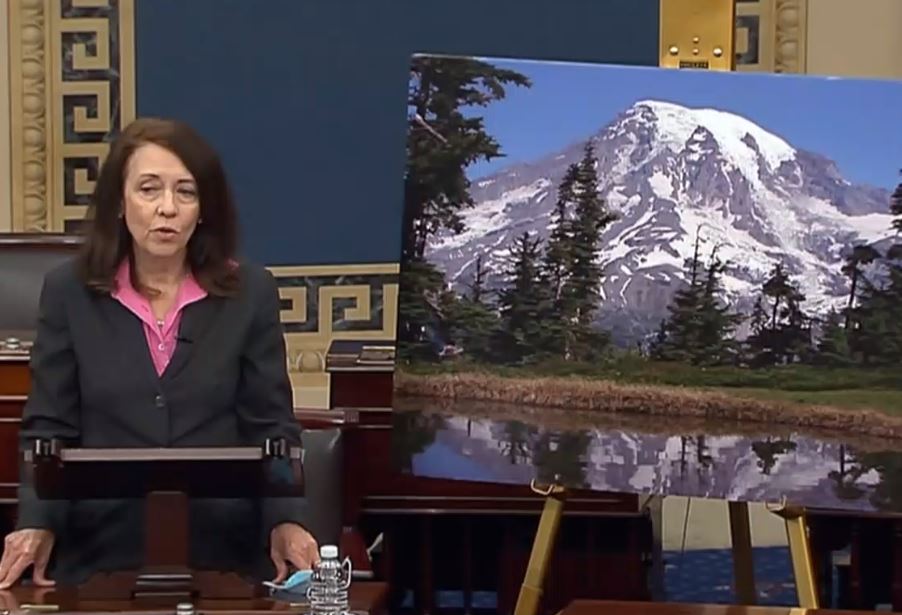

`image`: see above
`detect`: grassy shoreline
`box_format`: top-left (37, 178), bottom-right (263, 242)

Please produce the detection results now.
top-left (393, 366), bottom-right (902, 440)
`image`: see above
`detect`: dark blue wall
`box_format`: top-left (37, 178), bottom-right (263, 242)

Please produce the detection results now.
top-left (134, 0), bottom-right (659, 266)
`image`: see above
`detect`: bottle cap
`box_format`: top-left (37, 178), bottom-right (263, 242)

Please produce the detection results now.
top-left (320, 544), bottom-right (339, 559)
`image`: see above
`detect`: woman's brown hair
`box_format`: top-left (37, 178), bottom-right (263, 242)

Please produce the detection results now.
top-left (77, 117), bottom-right (240, 296)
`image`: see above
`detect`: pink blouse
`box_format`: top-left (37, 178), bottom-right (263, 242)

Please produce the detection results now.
top-left (110, 259), bottom-right (208, 376)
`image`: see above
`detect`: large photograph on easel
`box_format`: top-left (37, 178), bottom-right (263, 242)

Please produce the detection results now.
top-left (392, 54), bottom-right (902, 513)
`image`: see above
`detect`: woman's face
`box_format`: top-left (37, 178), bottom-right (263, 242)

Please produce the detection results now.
top-left (122, 142), bottom-right (200, 265)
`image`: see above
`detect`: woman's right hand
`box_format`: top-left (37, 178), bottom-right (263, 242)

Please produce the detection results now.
top-left (0, 529), bottom-right (55, 589)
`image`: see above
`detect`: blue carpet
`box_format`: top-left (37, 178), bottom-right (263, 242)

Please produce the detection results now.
top-left (664, 546), bottom-right (797, 605)
top-left (396, 546), bottom-right (800, 611)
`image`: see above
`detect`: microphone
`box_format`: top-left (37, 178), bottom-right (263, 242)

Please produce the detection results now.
top-left (176, 334), bottom-right (193, 344)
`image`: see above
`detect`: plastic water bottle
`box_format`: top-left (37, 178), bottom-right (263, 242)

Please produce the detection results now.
top-left (307, 544), bottom-right (352, 615)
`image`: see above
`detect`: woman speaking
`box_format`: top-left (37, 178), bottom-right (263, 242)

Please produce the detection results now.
top-left (0, 118), bottom-right (318, 588)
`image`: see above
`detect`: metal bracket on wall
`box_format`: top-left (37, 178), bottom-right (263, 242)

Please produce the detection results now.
top-left (659, 0), bottom-right (736, 71)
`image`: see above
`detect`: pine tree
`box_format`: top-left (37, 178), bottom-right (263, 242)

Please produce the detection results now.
top-left (404, 56), bottom-right (531, 261)
top-left (852, 262), bottom-right (902, 365)
top-left (656, 240), bottom-right (740, 365)
top-left (763, 263), bottom-right (792, 331)
top-left (890, 169), bottom-right (902, 232)
top-left (399, 57), bottom-right (530, 359)
top-left (655, 231), bottom-right (705, 362)
top-left (694, 247), bottom-right (742, 365)
top-left (649, 319), bottom-right (668, 360)
top-left (560, 142), bottom-right (617, 360)
top-left (567, 142), bottom-right (617, 325)
top-left (841, 244), bottom-right (880, 329)
top-left (467, 253), bottom-right (489, 303)
top-left (443, 296), bottom-right (498, 362)
top-left (496, 232), bottom-right (548, 363)
top-left (815, 308), bottom-right (852, 366)
top-left (781, 285), bottom-right (813, 363)
top-left (443, 254), bottom-right (499, 362)
top-left (544, 163), bottom-right (579, 307)
top-left (538, 163), bottom-right (580, 358)
top-left (397, 258), bottom-right (448, 360)
top-left (751, 438), bottom-right (797, 475)
top-left (749, 296), bottom-right (768, 336)
top-left (747, 263), bottom-right (812, 365)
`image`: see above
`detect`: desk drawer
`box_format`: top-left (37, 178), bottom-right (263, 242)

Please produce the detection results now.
top-left (0, 359), bottom-right (30, 396)
top-left (0, 416), bottom-right (19, 500)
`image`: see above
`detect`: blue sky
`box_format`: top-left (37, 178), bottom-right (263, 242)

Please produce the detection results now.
top-left (455, 58), bottom-right (902, 190)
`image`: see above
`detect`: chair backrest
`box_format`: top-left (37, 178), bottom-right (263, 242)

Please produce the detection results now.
top-left (0, 233), bottom-right (83, 336)
top-left (298, 427), bottom-right (343, 547)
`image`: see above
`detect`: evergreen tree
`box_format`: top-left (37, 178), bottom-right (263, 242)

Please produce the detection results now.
top-left (751, 438), bottom-right (797, 475)
top-left (890, 170), bottom-right (902, 232)
top-left (841, 244), bottom-right (880, 330)
top-left (567, 142), bottom-right (617, 327)
top-left (442, 254), bottom-right (499, 362)
top-left (851, 264), bottom-right (902, 364)
top-left (544, 164), bottom-right (579, 303)
top-left (531, 142), bottom-right (616, 362)
top-left (467, 253), bottom-right (489, 303)
top-left (694, 247), bottom-right (743, 365)
top-left (538, 164), bottom-right (580, 358)
top-left (399, 57), bottom-right (530, 358)
top-left (532, 432), bottom-right (591, 490)
top-left (781, 285), bottom-right (813, 362)
top-left (745, 294), bottom-right (774, 366)
top-left (397, 258), bottom-right (448, 360)
top-left (655, 231), bottom-right (705, 362)
top-left (443, 296), bottom-right (498, 362)
top-left (648, 319), bottom-right (668, 360)
top-left (763, 263), bottom-right (792, 331)
top-left (496, 232), bottom-right (548, 363)
top-left (747, 263), bottom-right (811, 365)
top-left (560, 142), bottom-right (617, 360)
top-left (815, 308), bottom-right (852, 366)
top-left (404, 56), bottom-right (531, 261)
top-left (749, 296), bottom-right (769, 337)
top-left (656, 239), bottom-right (740, 365)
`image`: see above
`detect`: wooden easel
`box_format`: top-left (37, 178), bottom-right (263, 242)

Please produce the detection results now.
top-left (769, 500), bottom-right (819, 608)
top-left (513, 479), bottom-right (567, 615)
top-left (725, 499), bottom-right (818, 608)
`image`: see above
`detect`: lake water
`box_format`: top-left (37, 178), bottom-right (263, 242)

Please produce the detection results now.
top-left (391, 395), bottom-right (902, 514)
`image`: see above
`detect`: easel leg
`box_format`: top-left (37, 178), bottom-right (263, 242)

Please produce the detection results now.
top-left (783, 509), bottom-right (819, 608)
top-left (768, 503), bottom-right (819, 608)
top-left (728, 500), bottom-right (757, 604)
top-left (513, 481), bottom-right (566, 615)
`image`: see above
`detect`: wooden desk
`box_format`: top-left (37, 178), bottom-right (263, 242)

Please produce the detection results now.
top-left (563, 600), bottom-right (878, 615)
top-left (1, 582), bottom-right (388, 614)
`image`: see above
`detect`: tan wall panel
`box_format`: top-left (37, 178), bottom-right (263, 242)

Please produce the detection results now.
top-left (807, 0), bottom-right (902, 80)
top-left (0, 0), bottom-right (11, 232)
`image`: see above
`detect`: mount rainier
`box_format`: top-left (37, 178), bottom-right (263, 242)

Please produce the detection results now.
top-left (423, 99), bottom-right (897, 346)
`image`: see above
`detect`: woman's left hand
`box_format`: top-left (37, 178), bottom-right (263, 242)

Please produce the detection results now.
top-left (269, 523), bottom-right (320, 582)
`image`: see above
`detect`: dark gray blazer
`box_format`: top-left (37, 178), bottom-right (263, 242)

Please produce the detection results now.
top-left (16, 258), bottom-right (309, 585)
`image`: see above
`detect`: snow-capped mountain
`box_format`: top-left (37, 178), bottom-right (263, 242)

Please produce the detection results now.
top-left (424, 99), bottom-right (897, 345)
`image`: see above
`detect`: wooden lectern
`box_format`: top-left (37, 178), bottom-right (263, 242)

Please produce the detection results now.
top-left (22, 437), bottom-right (305, 604)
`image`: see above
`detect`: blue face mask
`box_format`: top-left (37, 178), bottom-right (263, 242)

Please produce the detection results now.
top-left (264, 569), bottom-right (312, 592)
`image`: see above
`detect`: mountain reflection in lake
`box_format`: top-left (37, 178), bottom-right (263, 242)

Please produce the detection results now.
top-left (391, 396), bottom-right (902, 514)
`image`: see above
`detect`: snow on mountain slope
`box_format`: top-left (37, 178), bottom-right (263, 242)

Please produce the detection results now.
top-left (424, 99), bottom-right (897, 345)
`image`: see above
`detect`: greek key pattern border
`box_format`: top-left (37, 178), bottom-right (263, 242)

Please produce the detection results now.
top-left (9, 0), bottom-right (135, 232)
top-left (268, 264), bottom-right (399, 408)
